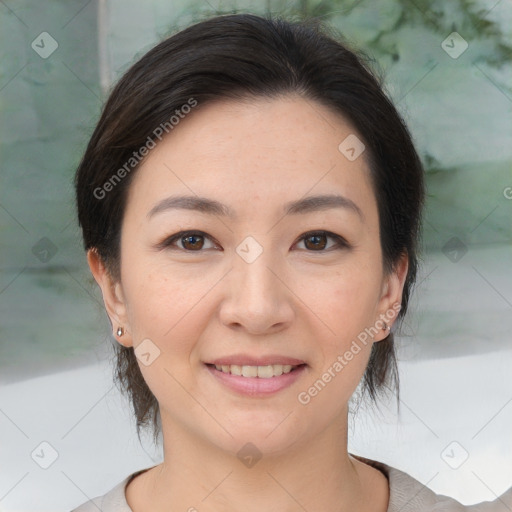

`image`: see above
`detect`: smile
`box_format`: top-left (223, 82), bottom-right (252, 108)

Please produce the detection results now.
top-left (213, 364), bottom-right (300, 378)
top-left (205, 362), bottom-right (307, 396)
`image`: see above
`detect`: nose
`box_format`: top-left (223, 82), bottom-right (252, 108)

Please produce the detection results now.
top-left (218, 246), bottom-right (295, 335)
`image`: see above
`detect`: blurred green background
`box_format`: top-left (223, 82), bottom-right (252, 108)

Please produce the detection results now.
top-left (1, 0), bottom-right (511, 383)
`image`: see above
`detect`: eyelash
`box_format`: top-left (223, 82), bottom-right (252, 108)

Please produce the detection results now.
top-left (157, 230), bottom-right (350, 253)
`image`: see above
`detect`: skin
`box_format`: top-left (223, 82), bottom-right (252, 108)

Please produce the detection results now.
top-left (89, 94), bottom-right (408, 512)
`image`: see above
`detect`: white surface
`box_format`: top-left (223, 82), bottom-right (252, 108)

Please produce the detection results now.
top-left (0, 363), bottom-right (160, 512)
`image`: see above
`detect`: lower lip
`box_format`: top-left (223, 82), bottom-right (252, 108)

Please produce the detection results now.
top-left (205, 364), bottom-right (307, 396)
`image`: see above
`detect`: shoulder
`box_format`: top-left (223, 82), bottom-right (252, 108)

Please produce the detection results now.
top-left (352, 454), bottom-right (512, 512)
top-left (69, 466), bottom-right (156, 512)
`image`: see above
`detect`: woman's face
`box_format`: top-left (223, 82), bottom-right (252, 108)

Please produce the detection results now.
top-left (93, 95), bottom-right (407, 456)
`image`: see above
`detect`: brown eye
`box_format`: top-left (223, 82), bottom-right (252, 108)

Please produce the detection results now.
top-left (158, 231), bottom-right (218, 251)
top-left (296, 231), bottom-right (349, 252)
top-left (304, 233), bottom-right (327, 250)
top-left (180, 233), bottom-right (205, 250)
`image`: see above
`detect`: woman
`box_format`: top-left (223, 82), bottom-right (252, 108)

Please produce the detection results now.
top-left (71, 13), bottom-right (511, 512)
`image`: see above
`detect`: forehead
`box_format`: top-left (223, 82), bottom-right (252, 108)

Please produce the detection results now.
top-left (126, 95), bottom-right (377, 222)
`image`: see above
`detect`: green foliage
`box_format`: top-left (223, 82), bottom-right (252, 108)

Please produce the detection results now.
top-left (179, 0), bottom-right (511, 68)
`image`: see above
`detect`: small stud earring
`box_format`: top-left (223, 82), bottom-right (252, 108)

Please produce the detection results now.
top-left (382, 322), bottom-right (391, 331)
top-left (116, 327), bottom-right (124, 337)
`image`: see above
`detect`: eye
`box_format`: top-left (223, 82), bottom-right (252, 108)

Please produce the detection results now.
top-left (157, 230), bottom-right (219, 251)
top-left (294, 231), bottom-right (349, 251)
top-left (157, 230), bottom-right (349, 253)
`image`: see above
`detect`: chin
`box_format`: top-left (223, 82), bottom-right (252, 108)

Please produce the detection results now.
top-left (204, 413), bottom-right (311, 459)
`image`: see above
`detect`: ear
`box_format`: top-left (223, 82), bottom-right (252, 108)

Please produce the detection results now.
top-left (373, 251), bottom-right (409, 342)
top-left (87, 249), bottom-right (133, 347)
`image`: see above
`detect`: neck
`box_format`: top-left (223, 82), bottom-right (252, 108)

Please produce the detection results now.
top-left (133, 411), bottom-right (385, 512)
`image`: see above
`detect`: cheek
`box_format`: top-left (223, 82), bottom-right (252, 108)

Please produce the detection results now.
top-left (125, 271), bottom-right (189, 336)
top-left (122, 267), bottom-right (209, 395)
top-left (295, 270), bottom-right (377, 411)
top-left (122, 257), bottom-right (219, 359)
top-left (123, 272), bottom-right (170, 338)
top-left (295, 260), bottom-right (381, 342)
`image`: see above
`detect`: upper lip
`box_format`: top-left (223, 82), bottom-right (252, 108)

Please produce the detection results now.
top-left (207, 354), bottom-right (306, 366)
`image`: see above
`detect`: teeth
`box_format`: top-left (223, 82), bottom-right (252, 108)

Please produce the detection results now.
top-left (213, 364), bottom-right (298, 378)
top-left (242, 365), bottom-right (258, 377)
top-left (257, 365), bottom-right (273, 378)
top-left (230, 364), bottom-right (242, 376)
top-left (273, 364), bottom-right (283, 376)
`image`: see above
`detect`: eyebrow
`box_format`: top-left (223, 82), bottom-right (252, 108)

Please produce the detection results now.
top-left (147, 193), bottom-right (364, 222)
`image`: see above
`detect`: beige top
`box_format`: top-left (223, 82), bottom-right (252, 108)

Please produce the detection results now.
top-left (71, 455), bottom-right (512, 511)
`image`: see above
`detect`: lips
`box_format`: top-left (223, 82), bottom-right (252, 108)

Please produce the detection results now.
top-left (205, 360), bottom-right (307, 395)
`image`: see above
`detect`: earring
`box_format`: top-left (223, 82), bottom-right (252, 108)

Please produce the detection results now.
top-left (382, 322), bottom-right (391, 331)
top-left (116, 327), bottom-right (124, 337)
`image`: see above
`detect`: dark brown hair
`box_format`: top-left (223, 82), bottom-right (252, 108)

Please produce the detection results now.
top-left (75, 13), bottom-right (424, 443)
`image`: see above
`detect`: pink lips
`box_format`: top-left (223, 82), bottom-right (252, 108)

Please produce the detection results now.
top-left (204, 356), bottom-right (307, 396)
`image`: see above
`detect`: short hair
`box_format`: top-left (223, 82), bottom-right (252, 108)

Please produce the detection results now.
top-left (75, 13), bottom-right (425, 443)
